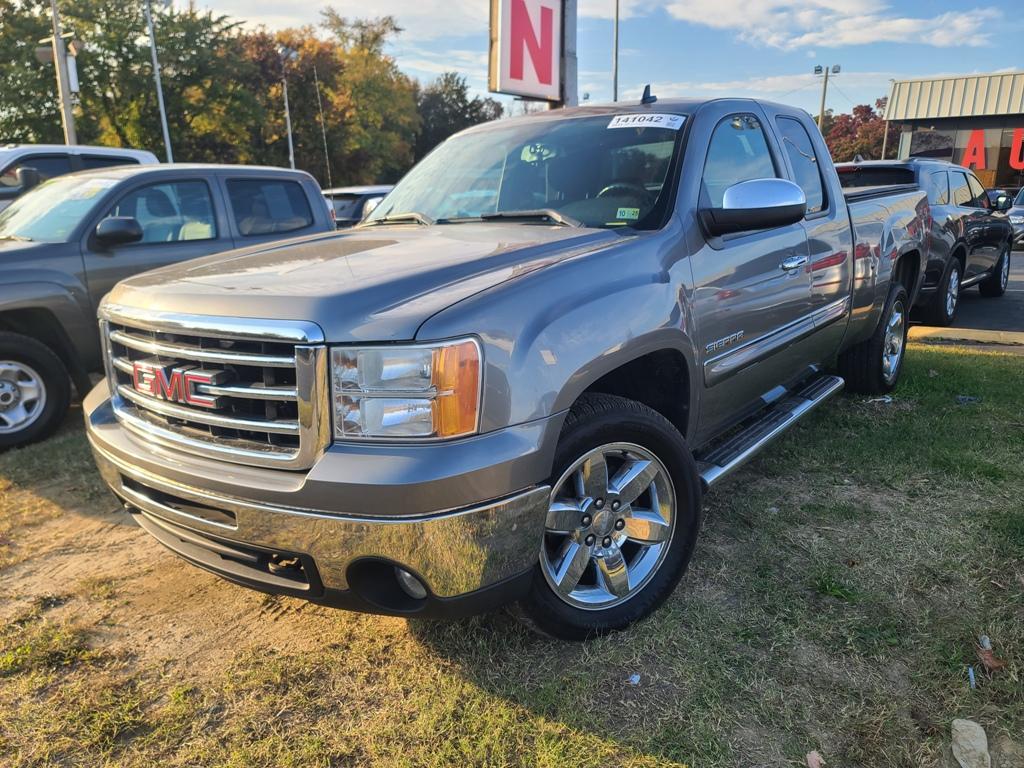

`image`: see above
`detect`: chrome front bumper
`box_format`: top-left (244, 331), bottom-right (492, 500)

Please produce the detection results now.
top-left (85, 386), bottom-right (554, 612)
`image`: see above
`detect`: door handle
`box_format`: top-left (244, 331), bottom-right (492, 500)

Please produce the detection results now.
top-left (780, 255), bottom-right (808, 271)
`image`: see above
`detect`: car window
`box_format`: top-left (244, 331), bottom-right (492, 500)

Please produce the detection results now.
top-left (227, 179), bottom-right (313, 236)
top-left (926, 172), bottom-right (950, 205)
top-left (329, 193), bottom-right (362, 219)
top-left (0, 155), bottom-right (74, 188)
top-left (82, 155), bottom-right (141, 170)
top-left (106, 181), bottom-right (217, 244)
top-left (950, 172), bottom-right (973, 207)
top-left (776, 117), bottom-right (825, 214)
top-left (966, 174), bottom-right (990, 209)
top-left (702, 114), bottom-right (777, 209)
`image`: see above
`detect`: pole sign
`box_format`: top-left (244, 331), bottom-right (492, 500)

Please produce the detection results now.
top-left (489, 0), bottom-right (563, 102)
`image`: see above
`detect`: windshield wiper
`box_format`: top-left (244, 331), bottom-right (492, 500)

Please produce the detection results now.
top-left (479, 209), bottom-right (583, 228)
top-left (361, 211), bottom-right (434, 227)
top-left (0, 234), bottom-right (32, 242)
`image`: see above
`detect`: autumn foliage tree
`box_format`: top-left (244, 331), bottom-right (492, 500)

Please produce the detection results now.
top-left (823, 98), bottom-right (900, 162)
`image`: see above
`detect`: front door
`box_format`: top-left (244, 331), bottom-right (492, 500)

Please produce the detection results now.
top-left (950, 170), bottom-right (998, 279)
top-left (689, 109), bottom-right (813, 441)
top-left (82, 178), bottom-right (232, 312)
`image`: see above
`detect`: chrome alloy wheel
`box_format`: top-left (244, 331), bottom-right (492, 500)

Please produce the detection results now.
top-left (882, 298), bottom-right (906, 384)
top-left (946, 263), bottom-right (960, 318)
top-left (1000, 248), bottom-right (1010, 291)
top-left (540, 442), bottom-right (676, 610)
top-left (0, 361), bottom-right (46, 434)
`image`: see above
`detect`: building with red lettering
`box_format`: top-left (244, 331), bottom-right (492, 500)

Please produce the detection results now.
top-left (886, 71), bottom-right (1024, 191)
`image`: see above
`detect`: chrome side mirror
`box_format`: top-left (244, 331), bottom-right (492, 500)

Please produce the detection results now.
top-left (702, 178), bottom-right (807, 236)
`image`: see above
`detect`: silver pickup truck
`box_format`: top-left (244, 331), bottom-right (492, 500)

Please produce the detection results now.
top-left (84, 98), bottom-right (927, 639)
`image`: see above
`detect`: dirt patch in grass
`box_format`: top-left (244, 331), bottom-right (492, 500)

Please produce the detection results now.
top-left (0, 344), bottom-right (1022, 767)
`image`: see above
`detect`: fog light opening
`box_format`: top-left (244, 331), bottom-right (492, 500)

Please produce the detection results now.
top-left (395, 567), bottom-right (428, 600)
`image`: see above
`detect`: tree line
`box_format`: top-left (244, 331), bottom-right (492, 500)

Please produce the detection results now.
top-left (0, 2), bottom-right (503, 186)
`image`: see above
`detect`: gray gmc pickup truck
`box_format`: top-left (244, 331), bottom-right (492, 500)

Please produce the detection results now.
top-left (85, 98), bottom-right (928, 639)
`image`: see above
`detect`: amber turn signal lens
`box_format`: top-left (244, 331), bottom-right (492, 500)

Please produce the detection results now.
top-left (431, 340), bottom-right (480, 438)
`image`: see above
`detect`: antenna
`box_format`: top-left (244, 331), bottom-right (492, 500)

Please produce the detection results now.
top-left (641, 84), bottom-right (657, 104)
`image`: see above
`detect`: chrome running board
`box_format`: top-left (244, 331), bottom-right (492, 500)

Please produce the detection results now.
top-left (696, 374), bottom-right (845, 490)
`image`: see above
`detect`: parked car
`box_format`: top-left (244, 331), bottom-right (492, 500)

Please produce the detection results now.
top-left (0, 163), bottom-right (334, 448)
top-left (1007, 187), bottom-right (1024, 250)
top-left (0, 144), bottom-right (158, 213)
top-left (323, 185), bottom-right (393, 228)
top-left (85, 98), bottom-right (928, 639)
top-left (836, 158), bottom-right (1013, 325)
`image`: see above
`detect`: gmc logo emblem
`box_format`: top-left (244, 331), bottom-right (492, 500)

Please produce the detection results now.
top-left (132, 360), bottom-right (224, 409)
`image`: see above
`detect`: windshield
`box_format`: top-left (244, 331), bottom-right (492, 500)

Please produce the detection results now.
top-left (1016, 188), bottom-right (1024, 206)
top-left (366, 113), bottom-right (687, 230)
top-left (0, 175), bottom-right (117, 243)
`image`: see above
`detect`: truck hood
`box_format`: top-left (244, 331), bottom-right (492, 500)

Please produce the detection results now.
top-left (109, 223), bottom-right (621, 342)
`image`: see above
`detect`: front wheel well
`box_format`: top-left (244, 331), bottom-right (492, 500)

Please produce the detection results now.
top-left (0, 308), bottom-right (88, 397)
top-left (580, 349), bottom-right (690, 439)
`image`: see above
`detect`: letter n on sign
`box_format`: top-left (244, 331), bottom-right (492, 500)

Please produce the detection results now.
top-left (490, 0), bottom-right (563, 102)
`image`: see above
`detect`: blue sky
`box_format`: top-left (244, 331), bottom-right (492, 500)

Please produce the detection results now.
top-left (201, 0), bottom-right (1024, 116)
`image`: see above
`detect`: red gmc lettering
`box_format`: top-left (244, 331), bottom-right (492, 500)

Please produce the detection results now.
top-left (509, 0), bottom-right (553, 86)
top-left (131, 362), bottom-right (217, 408)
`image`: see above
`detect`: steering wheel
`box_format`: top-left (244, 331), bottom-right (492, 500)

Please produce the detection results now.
top-left (596, 181), bottom-right (654, 206)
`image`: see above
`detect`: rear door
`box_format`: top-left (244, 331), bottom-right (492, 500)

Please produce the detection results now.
top-left (771, 112), bottom-right (853, 361)
top-left (688, 105), bottom-right (814, 439)
top-left (81, 175), bottom-right (234, 311)
top-left (949, 169), bottom-right (997, 278)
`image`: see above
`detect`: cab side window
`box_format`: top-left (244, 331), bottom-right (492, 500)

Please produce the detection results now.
top-left (227, 179), bottom-right (313, 237)
top-left (966, 173), bottom-right (990, 209)
top-left (927, 172), bottom-right (950, 205)
top-left (0, 155), bottom-right (73, 188)
top-left (702, 114), bottom-right (777, 208)
top-left (107, 181), bottom-right (217, 244)
top-left (950, 172), bottom-right (973, 207)
top-left (776, 117), bottom-right (826, 214)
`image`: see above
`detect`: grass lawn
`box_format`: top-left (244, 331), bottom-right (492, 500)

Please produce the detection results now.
top-left (0, 343), bottom-right (1022, 767)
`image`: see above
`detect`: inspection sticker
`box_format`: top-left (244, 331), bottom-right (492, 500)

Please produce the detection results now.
top-left (616, 207), bottom-right (641, 220)
top-left (607, 113), bottom-right (685, 130)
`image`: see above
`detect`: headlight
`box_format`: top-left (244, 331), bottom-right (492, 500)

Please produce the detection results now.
top-left (1010, 215), bottom-right (1024, 225)
top-left (330, 339), bottom-right (481, 440)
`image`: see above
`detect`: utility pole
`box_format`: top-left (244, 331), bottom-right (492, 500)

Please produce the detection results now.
top-left (48, 0), bottom-right (77, 144)
top-left (279, 46), bottom-right (297, 169)
top-left (815, 64), bottom-right (840, 132)
top-left (612, 0), bottom-right (619, 102)
top-left (143, 0), bottom-right (173, 162)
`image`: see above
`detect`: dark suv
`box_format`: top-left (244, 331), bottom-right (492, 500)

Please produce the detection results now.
top-left (837, 159), bottom-right (1013, 325)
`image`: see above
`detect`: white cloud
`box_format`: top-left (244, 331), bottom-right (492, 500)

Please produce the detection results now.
top-left (661, 0), bottom-right (1000, 49)
top-left (622, 70), bottom-right (898, 100)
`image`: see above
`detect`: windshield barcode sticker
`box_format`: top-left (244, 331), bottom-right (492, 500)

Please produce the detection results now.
top-left (608, 114), bottom-right (685, 131)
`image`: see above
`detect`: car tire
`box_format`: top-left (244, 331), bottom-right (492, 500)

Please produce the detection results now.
top-left (0, 332), bottom-right (71, 450)
top-left (519, 393), bottom-right (702, 640)
top-left (838, 283), bottom-right (909, 395)
top-left (979, 242), bottom-right (1011, 298)
top-left (922, 257), bottom-right (962, 326)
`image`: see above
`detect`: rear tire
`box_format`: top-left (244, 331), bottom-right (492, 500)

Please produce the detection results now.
top-left (922, 257), bottom-right (961, 326)
top-left (0, 332), bottom-right (71, 450)
top-left (519, 393), bottom-right (702, 640)
top-left (838, 283), bottom-right (909, 395)
top-left (979, 243), bottom-right (1010, 298)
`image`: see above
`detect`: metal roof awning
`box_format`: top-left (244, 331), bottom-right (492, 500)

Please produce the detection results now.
top-left (886, 72), bottom-right (1024, 121)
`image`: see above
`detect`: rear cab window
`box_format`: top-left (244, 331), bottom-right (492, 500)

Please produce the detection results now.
top-left (836, 166), bottom-right (915, 189)
top-left (82, 155), bottom-right (142, 170)
top-left (776, 117), bottom-right (826, 214)
top-left (227, 179), bottom-right (313, 237)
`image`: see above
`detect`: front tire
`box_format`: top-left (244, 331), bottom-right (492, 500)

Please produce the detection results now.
top-left (979, 243), bottom-right (1010, 298)
top-left (520, 393), bottom-right (702, 640)
top-left (838, 283), bottom-right (909, 395)
top-left (923, 257), bottom-right (961, 326)
top-left (0, 332), bottom-right (71, 450)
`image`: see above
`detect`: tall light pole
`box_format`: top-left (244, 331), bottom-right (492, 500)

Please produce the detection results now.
top-left (279, 46), bottom-right (298, 170)
top-left (612, 0), bottom-right (620, 102)
top-left (47, 0), bottom-right (77, 144)
top-left (814, 64), bottom-right (840, 132)
top-left (143, 0), bottom-right (173, 162)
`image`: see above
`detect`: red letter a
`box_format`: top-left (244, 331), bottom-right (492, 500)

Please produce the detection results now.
top-left (961, 129), bottom-right (986, 169)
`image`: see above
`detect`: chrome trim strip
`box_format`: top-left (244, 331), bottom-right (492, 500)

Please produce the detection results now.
top-left (119, 484), bottom-right (239, 533)
top-left (109, 329), bottom-right (295, 368)
top-left (101, 303), bottom-right (325, 344)
top-left (811, 296), bottom-right (851, 328)
top-left (116, 385), bottom-right (299, 435)
top-left (114, 404), bottom-right (300, 464)
top-left (700, 375), bottom-right (844, 488)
